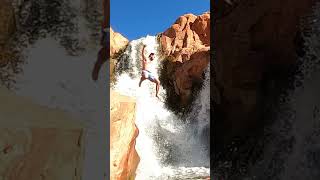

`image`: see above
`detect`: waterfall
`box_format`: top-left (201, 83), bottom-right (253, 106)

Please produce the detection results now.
top-left (246, 3), bottom-right (320, 180)
top-left (7, 0), bottom-right (108, 179)
top-left (276, 4), bottom-right (320, 179)
top-left (113, 35), bottom-right (210, 179)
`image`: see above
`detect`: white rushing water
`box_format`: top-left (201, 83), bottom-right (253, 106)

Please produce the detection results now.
top-left (246, 3), bottom-right (320, 180)
top-left (279, 5), bottom-right (320, 179)
top-left (8, 0), bottom-right (107, 178)
top-left (13, 37), bottom-right (108, 180)
top-left (113, 36), bottom-right (210, 179)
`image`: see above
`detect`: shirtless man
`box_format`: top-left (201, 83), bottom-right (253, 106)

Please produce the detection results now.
top-left (139, 45), bottom-right (160, 98)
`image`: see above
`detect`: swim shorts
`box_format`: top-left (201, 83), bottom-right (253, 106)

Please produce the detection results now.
top-left (142, 70), bottom-right (156, 81)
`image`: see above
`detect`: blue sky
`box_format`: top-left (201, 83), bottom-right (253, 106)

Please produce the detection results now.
top-left (111, 0), bottom-right (210, 40)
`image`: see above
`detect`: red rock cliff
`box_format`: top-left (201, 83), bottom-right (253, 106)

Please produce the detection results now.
top-left (110, 91), bottom-right (140, 180)
top-left (213, 0), bottom-right (317, 146)
top-left (92, 27), bottom-right (129, 81)
top-left (110, 28), bottom-right (129, 58)
top-left (160, 12), bottom-right (210, 105)
top-left (0, 88), bottom-right (84, 180)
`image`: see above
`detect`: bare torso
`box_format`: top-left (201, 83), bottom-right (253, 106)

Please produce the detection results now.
top-left (139, 45), bottom-right (160, 98)
top-left (142, 59), bottom-right (149, 70)
top-left (141, 45), bottom-right (149, 70)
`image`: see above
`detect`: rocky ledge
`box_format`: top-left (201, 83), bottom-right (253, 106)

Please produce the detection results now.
top-left (110, 91), bottom-right (140, 180)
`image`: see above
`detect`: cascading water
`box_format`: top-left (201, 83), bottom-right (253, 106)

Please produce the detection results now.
top-left (244, 2), bottom-right (320, 180)
top-left (13, 38), bottom-right (108, 180)
top-left (113, 36), bottom-right (210, 179)
top-left (274, 4), bottom-right (320, 179)
top-left (3, 1), bottom-right (108, 179)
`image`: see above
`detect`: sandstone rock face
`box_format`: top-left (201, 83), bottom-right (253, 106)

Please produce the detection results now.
top-left (0, 0), bottom-right (15, 46)
top-left (0, 88), bottom-right (84, 180)
top-left (213, 0), bottom-right (316, 146)
top-left (110, 91), bottom-right (139, 180)
top-left (109, 28), bottom-right (129, 82)
top-left (111, 28), bottom-right (129, 58)
top-left (173, 48), bottom-right (210, 104)
top-left (160, 12), bottom-right (210, 105)
top-left (160, 12), bottom-right (210, 62)
top-left (93, 27), bottom-right (128, 81)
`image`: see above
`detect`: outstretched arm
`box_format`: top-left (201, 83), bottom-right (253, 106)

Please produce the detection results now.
top-left (141, 45), bottom-right (146, 61)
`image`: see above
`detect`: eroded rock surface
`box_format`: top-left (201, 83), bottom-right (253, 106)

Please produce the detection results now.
top-left (0, 88), bottom-right (84, 180)
top-left (160, 12), bottom-right (210, 106)
top-left (110, 28), bottom-right (129, 58)
top-left (213, 0), bottom-right (317, 147)
top-left (110, 91), bottom-right (140, 180)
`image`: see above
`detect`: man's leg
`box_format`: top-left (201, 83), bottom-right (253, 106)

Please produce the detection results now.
top-left (154, 79), bottom-right (160, 98)
top-left (139, 76), bottom-right (146, 87)
top-left (148, 74), bottom-right (160, 97)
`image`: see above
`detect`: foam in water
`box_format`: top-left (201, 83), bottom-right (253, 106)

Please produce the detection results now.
top-left (113, 35), bottom-right (210, 179)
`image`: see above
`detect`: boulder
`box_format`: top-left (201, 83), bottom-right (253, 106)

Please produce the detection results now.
top-left (110, 28), bottom-right (129, 58)
top-left (92, 28), bottom-right (128, 81)
top-left (110, 91), bottom-right (139, 180)
top-left (0, 88), bottom-right (84, 180)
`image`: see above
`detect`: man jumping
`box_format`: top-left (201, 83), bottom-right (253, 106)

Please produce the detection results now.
top-left (139, 44), bottom-right (160, 98)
